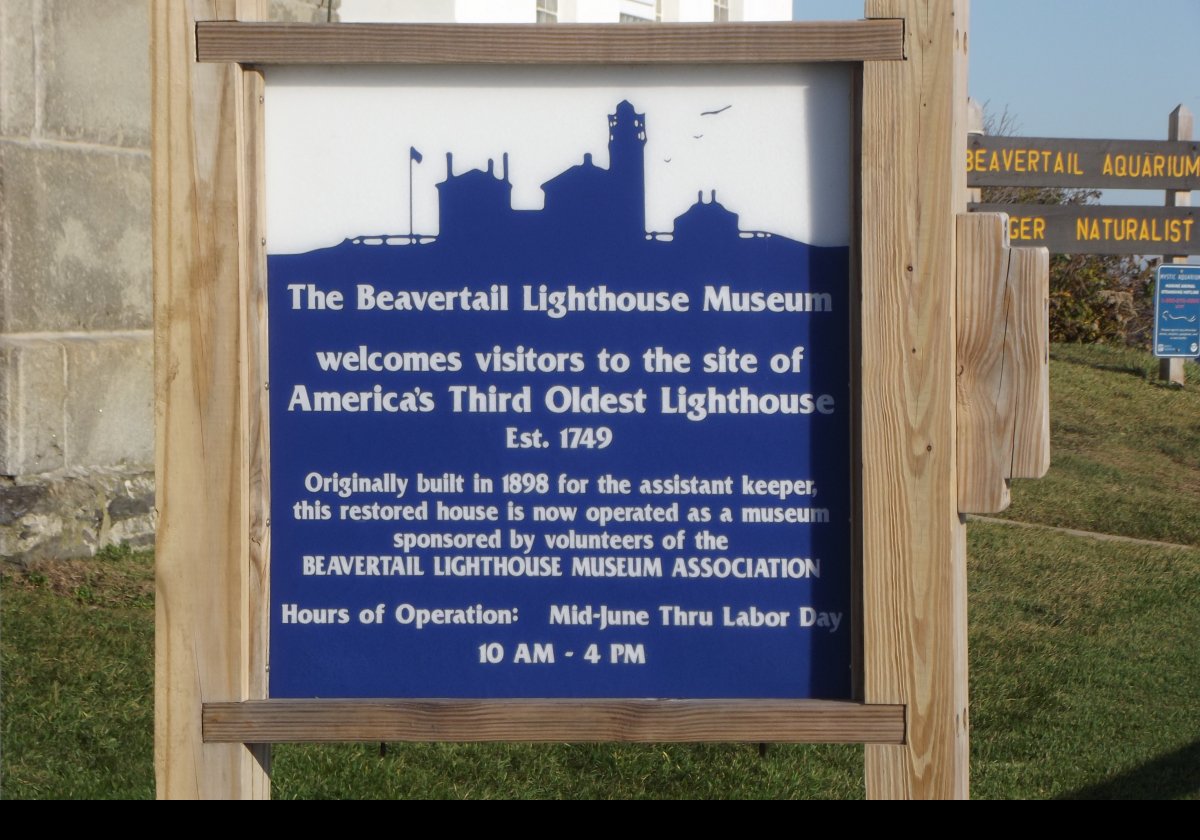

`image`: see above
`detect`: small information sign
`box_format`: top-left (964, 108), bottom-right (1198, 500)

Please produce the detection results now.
top-left (1153, 264), bottom-right (1200, 358)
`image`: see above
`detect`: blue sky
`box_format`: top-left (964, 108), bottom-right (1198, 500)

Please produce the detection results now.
top-left (794, 0), bottom-right (1200, 206)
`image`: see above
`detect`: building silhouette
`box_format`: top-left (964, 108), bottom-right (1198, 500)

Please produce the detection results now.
top-left (422, 99), bottom-right (763, 255)
top-left (318, 99), bottom-right (840, 286)
top-left (435, 100), bottom-right (650, 248)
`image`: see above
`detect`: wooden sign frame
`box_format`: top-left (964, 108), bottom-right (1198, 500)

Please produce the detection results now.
top-left (153, 0), bottom-right (969, 799)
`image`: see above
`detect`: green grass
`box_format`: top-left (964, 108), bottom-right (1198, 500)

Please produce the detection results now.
top-left (3, 344), bottom-right (1198, 799)
top-left (272, 742), bottom-right (864, 799)
top-left (968, 524), bottom-right (1199, 799)
top-left (999, 344), bottom-right (1200, 545)
top-left (1, 545), bottom-right (155, 799)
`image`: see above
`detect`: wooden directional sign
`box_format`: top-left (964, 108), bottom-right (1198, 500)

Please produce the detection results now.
top-left (967, 135), bottom-right (1200, 191)
top-left (969, 203), bottom-right (1199, 255)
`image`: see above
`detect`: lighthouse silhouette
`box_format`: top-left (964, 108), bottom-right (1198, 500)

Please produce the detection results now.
top-left (326, 98), bottom-right (829, 278)
top-left (435, 100), bottom-right (650, 247)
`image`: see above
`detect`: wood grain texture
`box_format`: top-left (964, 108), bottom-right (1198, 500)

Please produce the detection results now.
top-left (239, 57), bottom-right (272, 799)
top-left (955, 217), bottom-right (1049, 498)
top-left (195, 20), bottom-right (905, 64)
top-left (152, 0), bottom-right (269, 800)
top-left (203, 699), bottom-right (906, 744)
top-left (956, 212), bottom-right (1013, 514)
top-left (1006, 247), bottom-right (1050, 479)
top-left (861, 0), bottom-right (970, 799)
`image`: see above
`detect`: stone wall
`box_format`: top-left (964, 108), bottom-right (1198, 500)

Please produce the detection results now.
top-left (0, 0), bottom-right (334, 563)
top-left (0, 466), bottom-right (155, 560)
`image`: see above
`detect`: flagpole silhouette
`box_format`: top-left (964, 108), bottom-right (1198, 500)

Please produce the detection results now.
top-left (409, 145), bottom-right (423, 243)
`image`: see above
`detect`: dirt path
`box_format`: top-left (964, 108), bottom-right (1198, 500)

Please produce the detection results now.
top-left (966, 514), bottom-right (1199, 552)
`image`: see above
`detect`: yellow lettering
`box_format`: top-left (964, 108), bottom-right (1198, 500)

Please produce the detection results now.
top-left (1138, 218), bottom-right (1151, 241)
top-left (1094, 153), bottom-right (1200, 182)
top-left (989, 151), bottom-right (1001, 172)
top-left (1041, 150), bottom-right (1052, 173)
top-left (1184, 218), bottom-right (1196, 242)
top-left (1008, 215), bottom-right (1045, 241)
top-left (1053, 152), bottom-right (1064, 174)
top-left (1072, 152), bottom-right (1083, 175)
top-left (1002, 149), bottom-right (1015, 170)
top-left (1124, 218), bottom-right (1137, 240)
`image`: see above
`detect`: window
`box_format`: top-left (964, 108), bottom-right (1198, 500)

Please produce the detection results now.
top-left (619, 1), bottom-right (655, 22)
top-left (536, 0), bottom-right (557, 23)
top-left (714, 0), bottom-right (729, 23)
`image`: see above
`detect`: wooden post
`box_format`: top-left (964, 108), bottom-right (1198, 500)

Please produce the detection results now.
top-left (956, 212), bottom-right (1051, 513)
top-left (956, 212), bottom-right (1013, 514)
top-left (152, 0), bottom-right (271, 799)
top-left (861, 0), bottom-right (970, 798)
top-left (1006, 246), bottom-right (1050, 479)
top-left (1160, 105), bottom-right (1193, 387)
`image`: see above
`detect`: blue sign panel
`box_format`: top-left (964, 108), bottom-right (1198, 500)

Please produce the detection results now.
top-left (1154, 265), bottom-right (1200, 358)
top-left (265, 75), bottom-right (853, 699)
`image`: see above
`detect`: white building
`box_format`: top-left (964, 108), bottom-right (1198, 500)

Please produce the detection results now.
top-left (339, 0), bottom-right (791, 23)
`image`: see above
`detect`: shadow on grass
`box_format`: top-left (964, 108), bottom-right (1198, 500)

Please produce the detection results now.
top-left (1048, 346), bottom-right (1200, 385)
top-left (1093, 363), bottom-right (1155, 380)
top-left (1056, 740), bottom-right (1200, 800)
top-left (1048, 352), bottom-right (1149, 380)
